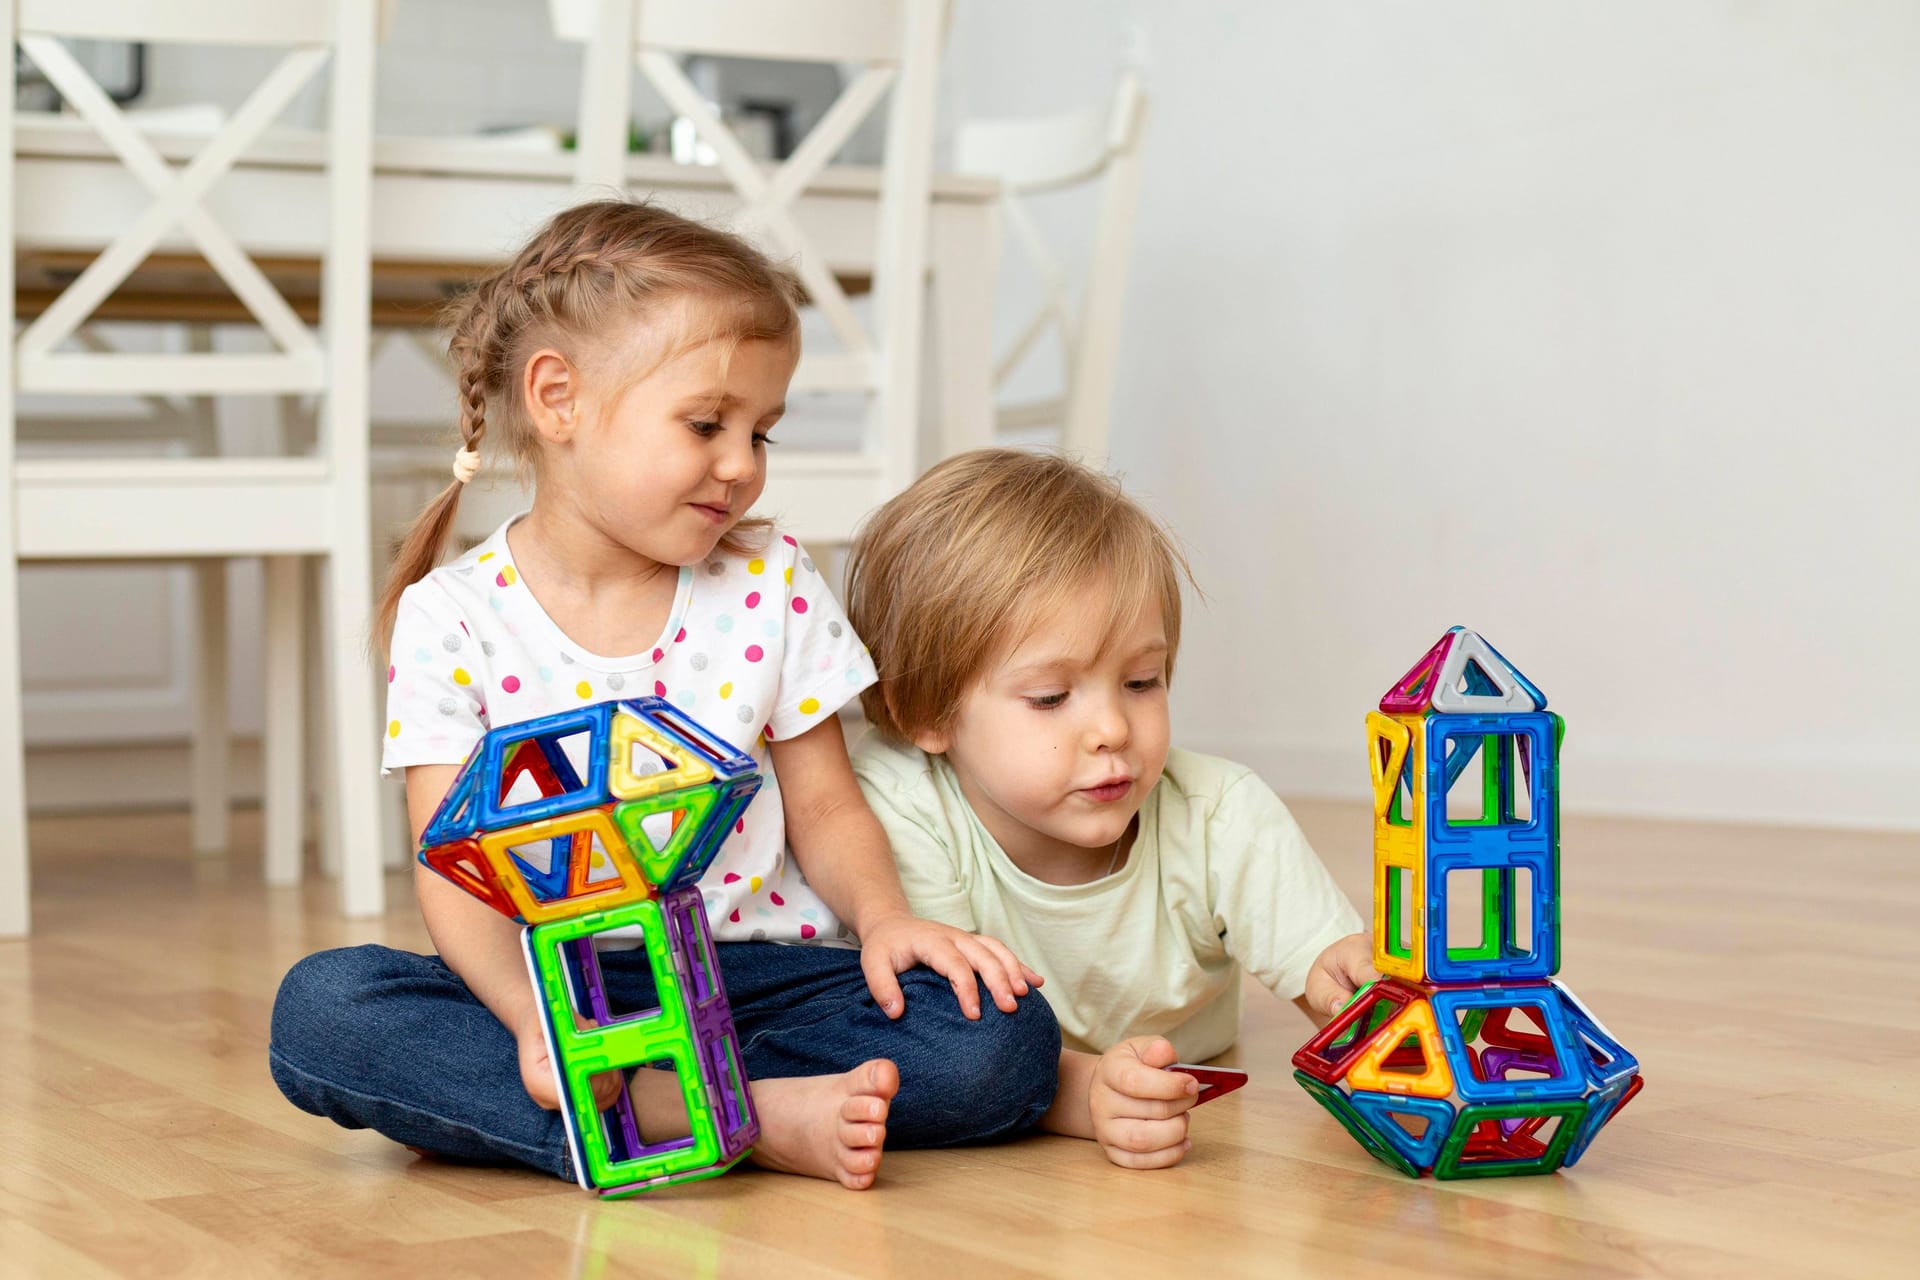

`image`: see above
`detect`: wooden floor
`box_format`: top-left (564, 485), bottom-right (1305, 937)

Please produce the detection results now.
top-left (2, 799), bottom-right (1916, 1279)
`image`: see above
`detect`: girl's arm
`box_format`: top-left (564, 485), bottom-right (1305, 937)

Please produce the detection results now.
top-left (770, 714), bottom-right (1041, 1020)
top-left (405, 764), bottom-right (612, 1110)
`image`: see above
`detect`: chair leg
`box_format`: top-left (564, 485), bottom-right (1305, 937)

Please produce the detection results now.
top-left (0, 554), bottom-right (29, 939)
top-left (320, 550), bottom-right (384, 918)
top-left (306, 557), bottom-right (340, 881)
top-left (928, 199), bottom-right (1004, 462)
top-left (189, 559), bottom-right (230, 855)
top-left (262, 555), bottom-right (304, 886)
top-left (379, 771), bottom-right (409, 870)
top-left (3, 42), bottom-right (29, 935)
top-left (366, 493), bottom-right (409, 873)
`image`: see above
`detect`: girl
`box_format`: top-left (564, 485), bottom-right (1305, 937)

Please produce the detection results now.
top-left (269, 202), bottom-right (1060, 1190)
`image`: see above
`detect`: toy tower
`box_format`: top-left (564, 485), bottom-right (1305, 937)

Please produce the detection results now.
top-left (1291, 627), bottom-right (1643, 1179)
top-left (418, 697), bottom-right (761, 1197)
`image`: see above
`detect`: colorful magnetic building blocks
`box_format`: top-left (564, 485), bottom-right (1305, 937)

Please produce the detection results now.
top-left (1292, 628), bottom-right (1643, 1179)
top-left (418, 697), bottom-right (761, 1196)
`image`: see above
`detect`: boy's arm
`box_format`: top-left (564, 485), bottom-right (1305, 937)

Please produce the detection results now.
top-left (1205, 773), bottom-right (1371, 1012)
top-left (1041, 1048), bottom-right (1100, 1140)
top-left (1298, 934), bottom-right (1380, 1020)
top-left (771, 715), bottom-right (1040, 1019)
top-left (1042, 1043), bottom-right (1198, 1169)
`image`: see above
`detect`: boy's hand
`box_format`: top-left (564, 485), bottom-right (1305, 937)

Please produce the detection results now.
top-left (1090, 1036), bottom-right (1197, 1170)
top-left (1303, 932), bottom-right (1381, 1019)
top-left (858, 911), bottom-right (1045, 1020)
top-left (517, 1024), bottom-right (622, 1112)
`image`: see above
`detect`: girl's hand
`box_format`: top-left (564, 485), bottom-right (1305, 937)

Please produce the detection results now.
top-left (1090, 1036), bottom-right (1197, 1170)
top-left (1303, 932), bottom-right (1381, 1019)
top-left (858, 912), bottom-right (1045, 1020)
top-left (516, 1024), bottom-right (623, 1112)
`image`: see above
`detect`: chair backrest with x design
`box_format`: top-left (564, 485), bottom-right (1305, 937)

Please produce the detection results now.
top-left (556, 0), bottom-right (947, 542)
top-left (10, 3), bottom-right (379, 402)
top-left (0, 0), bottom-right (388, 935)
top-left (953, 67), bottom-right (1148, 468)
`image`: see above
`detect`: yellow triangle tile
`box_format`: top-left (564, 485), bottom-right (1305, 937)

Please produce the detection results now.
top-left (610, 711), bottom-right (716, 800)
top-left (1366, 711), bottom-right (1411, 819)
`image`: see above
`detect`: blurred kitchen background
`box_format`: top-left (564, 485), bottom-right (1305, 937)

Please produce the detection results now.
top-left (9, 0), bottom-right (1913, 879)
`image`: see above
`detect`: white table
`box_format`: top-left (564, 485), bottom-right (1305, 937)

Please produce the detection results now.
top-left (11, 115), bottom-right (1004, 473)
top-left (7, 114), bottom-right (1005, 904)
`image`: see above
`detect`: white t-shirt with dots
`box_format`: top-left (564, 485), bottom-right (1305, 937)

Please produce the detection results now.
top-left (382, 514), bottom-right (876, 945)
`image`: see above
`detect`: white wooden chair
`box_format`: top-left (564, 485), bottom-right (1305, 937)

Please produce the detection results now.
top-left (8, 320), bottom-right (239, 861)
top-left (555, 0), bottom-right (948, 542)
top-left (950, 68), bottom-right (1148, 468)
top-left (0, 0), bottom-right (387, 935)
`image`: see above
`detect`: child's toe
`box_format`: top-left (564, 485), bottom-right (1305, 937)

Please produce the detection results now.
top-left (841, 1120), bottom-right (885, 1150)
top-left (842, 1092), bottom-right (889, 1123)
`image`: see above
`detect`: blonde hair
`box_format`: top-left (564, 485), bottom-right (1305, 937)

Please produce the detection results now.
top-left (374, 199), bottom-right (805, 649)
top-left (846, 449), bottom-right (1195, 743)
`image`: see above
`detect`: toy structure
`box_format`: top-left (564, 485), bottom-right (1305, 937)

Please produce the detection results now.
top-left (1292, 628), bottom-right (1642, 1179)
top-left (418, 697), bottom-right (761, 1196)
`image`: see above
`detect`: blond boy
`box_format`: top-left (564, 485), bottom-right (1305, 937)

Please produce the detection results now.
top-left (845, 449), bottom-right (1375, 1169)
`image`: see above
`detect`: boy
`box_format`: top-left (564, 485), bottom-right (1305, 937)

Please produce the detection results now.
top-left (846, 449), bottom-right (1375, 1169)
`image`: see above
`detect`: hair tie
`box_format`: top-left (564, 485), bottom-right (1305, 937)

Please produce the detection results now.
top-left (451, 447), bottom-right (481, 485)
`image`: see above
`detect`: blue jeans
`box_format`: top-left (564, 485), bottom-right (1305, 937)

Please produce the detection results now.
top-left (269, 941), bottom-right (1061, 1180)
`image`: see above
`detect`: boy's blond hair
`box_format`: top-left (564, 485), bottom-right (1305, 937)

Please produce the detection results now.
top-left (846, 449), bottom-right (1193, 744)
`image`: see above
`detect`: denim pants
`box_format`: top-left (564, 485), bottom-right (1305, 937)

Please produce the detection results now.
top-left (269, 941), bottom-right (1062, 1180)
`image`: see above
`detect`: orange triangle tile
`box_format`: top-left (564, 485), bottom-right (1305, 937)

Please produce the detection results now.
top-left (1346, 999), bottom-right (1455, 1099)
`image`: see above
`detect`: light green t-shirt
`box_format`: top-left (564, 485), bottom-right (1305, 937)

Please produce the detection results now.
top-left (852, 736), bottom-right (1364, 1061)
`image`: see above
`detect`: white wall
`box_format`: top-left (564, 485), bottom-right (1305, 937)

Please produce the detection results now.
top-left (944, 0), bottom-right (1919, 829)
top-left (141, 0), bottom-right (614, 137)
top-left (28, 2), bottom-right (1917, 829)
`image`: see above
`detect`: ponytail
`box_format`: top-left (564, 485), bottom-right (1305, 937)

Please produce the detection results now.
top-left (371, 283), bottom-right (499, 652)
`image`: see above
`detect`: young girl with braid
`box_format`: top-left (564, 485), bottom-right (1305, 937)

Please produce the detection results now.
top-left (268, 201), bottom-right (1060, 1190)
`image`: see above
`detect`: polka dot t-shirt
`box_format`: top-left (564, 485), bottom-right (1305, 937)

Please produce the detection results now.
top-left (382, 515), bottom-right (876, 946)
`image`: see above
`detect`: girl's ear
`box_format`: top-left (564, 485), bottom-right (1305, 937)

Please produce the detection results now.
top-left (523, 348), bottom-right (578, 443)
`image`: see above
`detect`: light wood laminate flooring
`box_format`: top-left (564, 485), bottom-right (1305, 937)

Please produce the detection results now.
top-left (2, 800), bottom-right (1915, 1278)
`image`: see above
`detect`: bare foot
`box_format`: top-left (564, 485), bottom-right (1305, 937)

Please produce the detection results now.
top-left (748, 1059), bottom-right (898, 1189)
